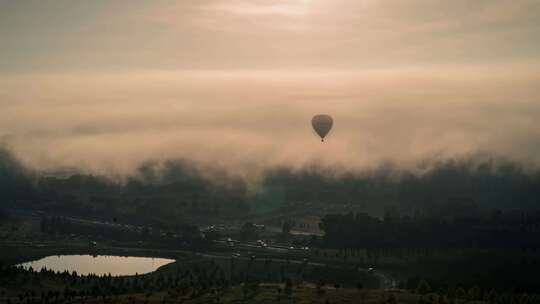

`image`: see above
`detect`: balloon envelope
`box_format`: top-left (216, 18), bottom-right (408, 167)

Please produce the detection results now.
top-left (312, 114), bottom-right (333, 141)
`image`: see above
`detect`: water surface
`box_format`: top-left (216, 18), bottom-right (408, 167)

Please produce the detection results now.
top-left (19, 255), bottom-right (175, 276)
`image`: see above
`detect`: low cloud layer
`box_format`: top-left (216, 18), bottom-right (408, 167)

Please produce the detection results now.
top-left (1, 64), bottom-right (539, 176)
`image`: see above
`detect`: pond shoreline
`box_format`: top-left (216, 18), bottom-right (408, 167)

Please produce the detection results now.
top-left (0, 242), bottom-right (195, 266)
top-left (18, 254), bottom-right (176, 276)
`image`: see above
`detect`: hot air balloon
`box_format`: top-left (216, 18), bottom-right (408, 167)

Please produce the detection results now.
top-left (312, 114), bottom-right (333, 142)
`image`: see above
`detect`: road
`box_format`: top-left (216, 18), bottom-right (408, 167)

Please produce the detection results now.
top-left (197, 248), bottom-right (397, 289)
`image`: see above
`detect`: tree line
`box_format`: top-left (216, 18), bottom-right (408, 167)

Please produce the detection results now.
top-left (2, 146), bottom-right (540, 225)
top-left (318, 210), bottom-right (540, 249)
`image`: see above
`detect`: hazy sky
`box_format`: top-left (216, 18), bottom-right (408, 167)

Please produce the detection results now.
top-left (1, 0), bottom-right (540, 175)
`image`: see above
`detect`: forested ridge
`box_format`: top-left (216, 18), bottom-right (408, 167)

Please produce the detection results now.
top-left (1, 147), bottom-right (540, 225)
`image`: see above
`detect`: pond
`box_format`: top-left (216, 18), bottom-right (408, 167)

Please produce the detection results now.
top-left (19, 255), bottom-right (175, 276)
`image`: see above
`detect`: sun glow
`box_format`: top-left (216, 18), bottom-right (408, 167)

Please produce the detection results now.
top-left (202, 1), bottom-right (313, 17)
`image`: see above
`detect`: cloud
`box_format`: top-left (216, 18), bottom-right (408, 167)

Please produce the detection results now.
top-left (1, 1), bottom-right (540, 177)
top-left (1, 63), bottom-right (539, 176)
top-left (2, 1), bottom-right (539, 72)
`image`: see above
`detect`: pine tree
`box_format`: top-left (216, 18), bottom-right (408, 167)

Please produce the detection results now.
top-left (416, 280), bottom-right (431, 295)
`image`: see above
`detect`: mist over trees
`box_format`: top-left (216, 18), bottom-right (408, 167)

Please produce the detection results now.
top-left (1, 147), bottom-right (539, 225)
top-left (0, 148), bottom-right (248, 226)
top-left (257, 158), bottom-right (540, 216)
top-left (0, 148), bottom-right (38, 204)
